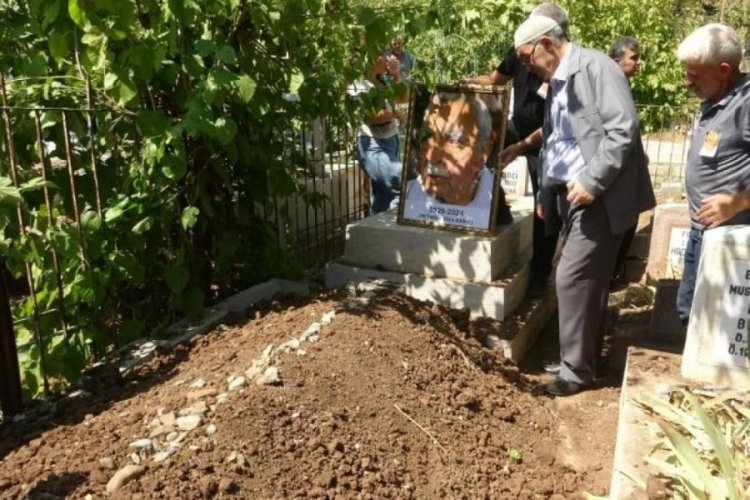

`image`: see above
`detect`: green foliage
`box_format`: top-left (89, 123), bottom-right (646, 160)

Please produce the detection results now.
top-left (634, 389), bottom-right (750, 499)
top-left (0, 0), bottom-right (402, 396)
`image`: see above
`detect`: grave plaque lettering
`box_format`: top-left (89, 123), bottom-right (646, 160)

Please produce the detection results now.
top-left (666, 227), bottom-right (691, 279)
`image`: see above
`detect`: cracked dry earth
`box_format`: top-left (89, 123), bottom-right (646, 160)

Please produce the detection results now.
top-left (0, 284), bottom-right (620, 498)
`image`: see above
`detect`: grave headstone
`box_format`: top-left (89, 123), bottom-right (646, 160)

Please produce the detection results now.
top-left (646, 203), bottom-right (691, 282)
top-left (681, 225), bottom-right (750, 388)
top-left (500, 157), bottom-right (530, 197)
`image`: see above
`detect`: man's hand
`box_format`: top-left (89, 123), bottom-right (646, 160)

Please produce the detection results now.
top-left (566, 179), bottom-right (595, 207)
top-left (697, 193), bottom-right (744, 228)
top-left (499, 143), bottom-right (524, 167)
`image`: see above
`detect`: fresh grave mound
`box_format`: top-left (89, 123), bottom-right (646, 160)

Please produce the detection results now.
top-left (0, 284), bottom-right (593, 498)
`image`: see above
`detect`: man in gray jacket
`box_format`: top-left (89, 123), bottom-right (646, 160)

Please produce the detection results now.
top-left (513, 15), bottom-right (655, 395)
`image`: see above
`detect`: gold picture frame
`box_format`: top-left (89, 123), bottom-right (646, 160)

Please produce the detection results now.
top-left (397, 83), bottom-right (510, 235)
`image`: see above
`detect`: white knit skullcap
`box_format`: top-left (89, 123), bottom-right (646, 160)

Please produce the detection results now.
top-left (514, 15), bottom-right (560, 49)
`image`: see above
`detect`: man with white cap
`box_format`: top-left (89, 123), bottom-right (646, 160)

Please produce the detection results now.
top-left (514, 15), bottom-right (655, 395)
top-left (465, 3), bottom-right (569, 298)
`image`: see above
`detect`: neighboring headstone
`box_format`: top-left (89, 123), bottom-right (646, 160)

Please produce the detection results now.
top-left (500, 157), bottom-right (530, 197)
top-left (646, 204), bottom-right (691, 282)
top-left (682, 225), bottom-right (750, 388)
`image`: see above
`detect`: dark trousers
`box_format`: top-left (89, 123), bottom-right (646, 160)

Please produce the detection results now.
top-left (527, 156), bottom-right (558, 281)
top-left (556, 196), bottom-right (623, 385)
top-left (611, 225), bottom-right (636, 281)
top-left (676, 227), bottom-right (703, 325)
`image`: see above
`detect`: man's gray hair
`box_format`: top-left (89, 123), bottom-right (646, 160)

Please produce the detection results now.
top-left (609, 36), bottom-right (641, 61)
top-left (677, 23), bottom-right (742, 68)
top-left (427, 92), bottom-right (493, 151)
top-left (531, 2), bottom-right (570, 39)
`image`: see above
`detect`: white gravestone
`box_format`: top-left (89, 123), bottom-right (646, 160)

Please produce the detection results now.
top-left (682, 225), bottom-right (750, 388)
top-left (500, 157), bottom-right (530, 197)
top-left (666, 226), bottom-right (691, 279)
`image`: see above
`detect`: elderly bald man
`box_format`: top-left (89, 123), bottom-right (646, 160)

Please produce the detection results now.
top-left (514, 15), bottom-right (655, 396)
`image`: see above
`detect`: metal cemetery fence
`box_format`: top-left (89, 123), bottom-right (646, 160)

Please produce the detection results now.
top-left (0, 99), bottom-right (693, 417)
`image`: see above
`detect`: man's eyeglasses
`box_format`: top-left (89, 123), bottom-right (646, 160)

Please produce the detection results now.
top-left (519, 40), bottom-right (541, 65)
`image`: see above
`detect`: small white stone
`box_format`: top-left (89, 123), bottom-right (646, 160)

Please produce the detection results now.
top-left (189, 378), bottom-right (206, 389)
top-left (180, 401), bottom-right (209, 416)
top-left (205, 424), bottom-right (217, 436)
top-left (106, 465), bottom-right (145, 492)
top-left (68, 389), bottom-right (91, 399)
top-left (300, 323), bottom-right (321, 341)
top-left (280, 339), bottom-right (301, 352)
top-left (166, 432), bottom-right (178, 441)
top-left (291, 412), bottom-right (301, 419)
top-left (296, 349), bottom-right (307, 356)
top-left (216, 393), bottom-right (229, 405)
top-left (129, 438), bottom-right (153, 449)
top-left (176, 415), bottom-right (202, 431)
top-left (99, 457), bottom-right (116, 470)
top-left (256, 366), bottom-right (281, 386)
top-left (245, 365), bottom-right (264, 380)
top-left (153, 444), bottom-right (178, 463)
top-left (320, 310), bottom-right (336, 325)
top-left (159, 412), bottom-right (177, 427)
top-left (228, 376), bottom-right (246, 391)
top-left (130, 452), bottom-right (141, 464)
top-left (261, 344), bottom-right (275, 358)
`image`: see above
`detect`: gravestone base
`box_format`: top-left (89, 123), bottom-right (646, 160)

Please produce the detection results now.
top-left (325, 259), bottom-right (530, 321)
top-left (342, 203), bottom-right (533, 282)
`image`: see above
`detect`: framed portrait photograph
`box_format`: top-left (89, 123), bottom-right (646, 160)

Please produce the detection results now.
top-left (397, 83), bottom-right (510, 235)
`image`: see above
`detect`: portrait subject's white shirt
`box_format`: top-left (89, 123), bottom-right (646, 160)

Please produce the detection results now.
top-left (402, 168), bottom-right (494, 230)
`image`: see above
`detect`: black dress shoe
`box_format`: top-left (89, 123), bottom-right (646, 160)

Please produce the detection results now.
top-left (543, 362), bottom-right (561, 375)
top-left (545, 377), bottom-right (585, 396)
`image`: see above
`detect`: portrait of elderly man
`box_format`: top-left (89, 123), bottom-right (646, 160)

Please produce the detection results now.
top-left (401, 90), bottom-right (504, 231)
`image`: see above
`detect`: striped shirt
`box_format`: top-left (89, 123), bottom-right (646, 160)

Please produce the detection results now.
top-left (544, 49), bottom-right (586, 184)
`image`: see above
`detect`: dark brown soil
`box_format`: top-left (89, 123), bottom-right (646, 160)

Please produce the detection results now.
top-left (0, 284), bottom-right (632, 499)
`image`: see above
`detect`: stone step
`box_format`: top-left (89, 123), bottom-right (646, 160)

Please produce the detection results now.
top-left (324, 258), bottom-right (530, 321)
top-left (341, 200), bottom-right (534, 283)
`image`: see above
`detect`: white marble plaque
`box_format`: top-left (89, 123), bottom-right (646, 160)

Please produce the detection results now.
top-left (682, 225), bottom-right (750, 388)
top-left (666, 226), bottom-right (690, 278)
top-left (500, 157), bottom-right (529, 197)
top-left (701, 259), bottom-right (750, 367)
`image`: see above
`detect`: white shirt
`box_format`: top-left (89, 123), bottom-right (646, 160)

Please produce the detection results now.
top-left (544, 49), bottom-right (586, 184)
top-left (402, 169), bottom-right (495, 230)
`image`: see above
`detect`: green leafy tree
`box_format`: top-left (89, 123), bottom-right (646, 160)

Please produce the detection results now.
top-left (0, 0), bottom-right (401, 396)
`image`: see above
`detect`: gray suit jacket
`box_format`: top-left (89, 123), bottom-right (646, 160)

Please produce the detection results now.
top-left (541, 43), bottom-right (656, 235)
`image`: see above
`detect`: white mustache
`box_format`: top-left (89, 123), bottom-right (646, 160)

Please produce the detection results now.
top-left (424, 163), bottom-right (449, 178)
